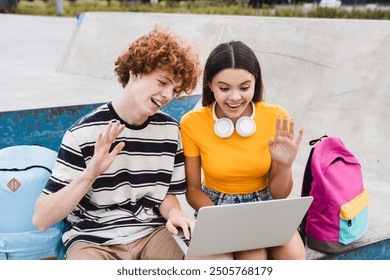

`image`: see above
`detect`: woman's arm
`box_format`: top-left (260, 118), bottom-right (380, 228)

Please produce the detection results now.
top-left (268, 161), bottom-right (293, 199)
top-left (268, 117), bottom-right (303, 199)
top-left (184, 156), bottom-right (215, 211)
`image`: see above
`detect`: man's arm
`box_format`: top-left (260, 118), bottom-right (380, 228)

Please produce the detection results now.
top-left (33, 121), bottom-right (125, 231)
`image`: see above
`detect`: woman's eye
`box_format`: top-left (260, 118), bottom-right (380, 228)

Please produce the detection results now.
top-left (158, 80), bottom-right (167, 86)
top-left (220, 87), bottom-right (229, 92)
top-left (241, 87), bottom-right (250, 91)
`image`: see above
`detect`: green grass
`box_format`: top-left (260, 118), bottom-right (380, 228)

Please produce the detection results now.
top-left (8, 0), bottom-right (390, 20)
top-left (307, 7), bottom-right (390, 20)
top-left (14, 0), bottom-right (255, 17)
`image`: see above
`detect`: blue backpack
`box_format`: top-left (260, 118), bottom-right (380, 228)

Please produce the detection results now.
top-left (0, 145), bottom-right (65, 260)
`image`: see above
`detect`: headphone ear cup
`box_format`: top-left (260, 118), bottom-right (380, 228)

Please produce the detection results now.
top-left (236, 116), bottom-right (256, 137)
top-left (214, 118), bottom-right (234, 138)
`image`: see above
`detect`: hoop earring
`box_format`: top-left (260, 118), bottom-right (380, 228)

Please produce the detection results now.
top-left (213, 102), bottom-right (256, 138)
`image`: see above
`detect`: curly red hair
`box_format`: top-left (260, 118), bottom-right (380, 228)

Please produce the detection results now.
top-left (114, 26), bottom-right (201, 95)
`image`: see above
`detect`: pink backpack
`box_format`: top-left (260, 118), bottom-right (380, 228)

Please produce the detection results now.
top-left (299, 136), bottom-right (369, 254)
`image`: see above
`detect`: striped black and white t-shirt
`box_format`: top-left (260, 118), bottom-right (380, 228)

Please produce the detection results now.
top-left (43, 102), bottom-right (186, 250)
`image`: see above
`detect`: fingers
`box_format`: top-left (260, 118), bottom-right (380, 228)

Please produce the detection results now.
top-left (290, 120), bottom-right (304, 146)
top-left (181, 219), bottom-right (196, 240)
top-left (275, 116), bottom-right (289, 138)
top-left (289, 119), bottom-right (295, 139)
top-left (167, 218), bottom-right (195, 240)
top-left (295, 127), bottom-right (304, 147)
top-left (95, 131), bottom-right (103, 147)
top-left (101, 121), bottom-right (125, 145)
top-left (181, 225), bottom-right (191, 240)
top-left (269, 136), bottom-right (275, 147)
top-left (112, 142), bottom-right (125, 155)
top-left (108, 121), bottom-right (125, 142)
top-left (165, 220), bottom-right (178, 235)
top-left (282, 116), bottom-right (288, 137)
top-left (107, 122), bottom-right (125, 157)
top-left (113, 121), bottom-right (126, 138)
top-left (273, 116), bottom-right (304, 145)
top-left (275, 116), bottom-right (282, 138)
top-left (101, 121), bottom-right (113, 143)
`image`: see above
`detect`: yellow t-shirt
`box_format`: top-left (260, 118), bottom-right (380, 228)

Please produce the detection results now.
top-left (180, 102), bottom-right (289, 194)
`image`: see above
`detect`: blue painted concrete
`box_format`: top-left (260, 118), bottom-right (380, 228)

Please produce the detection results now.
top-left (321, 238), bottom-right (390, 260)
top-left (0, 95), bottom-right (201, 152)
top-left (0, 104), bottom-right (100, 151)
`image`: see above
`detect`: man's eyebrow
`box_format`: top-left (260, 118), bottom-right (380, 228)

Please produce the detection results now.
top-left (158, 74), bottom-right (174, 84)
top-left (158, 74), bottom-right (182, 91)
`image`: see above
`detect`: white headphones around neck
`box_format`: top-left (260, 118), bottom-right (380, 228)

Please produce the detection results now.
top-left (213, 102), bottom-right (256, 138)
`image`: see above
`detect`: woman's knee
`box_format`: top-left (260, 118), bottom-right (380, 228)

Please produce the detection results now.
top-left (234, 248), bottom-right (267, 260)
top-left (185, 252), bottom-right (234, 260)
top-left (269, 231), bottom-right (306, 260)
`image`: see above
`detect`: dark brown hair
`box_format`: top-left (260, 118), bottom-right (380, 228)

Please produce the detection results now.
top-left (202, 40), bottom-right (264, 106)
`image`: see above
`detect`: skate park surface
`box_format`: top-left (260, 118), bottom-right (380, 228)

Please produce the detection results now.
top-left (0, 12), bottom-right (389, 259)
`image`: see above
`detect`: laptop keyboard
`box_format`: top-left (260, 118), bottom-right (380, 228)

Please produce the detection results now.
top-left (181, 236), bottom-right (191, 247)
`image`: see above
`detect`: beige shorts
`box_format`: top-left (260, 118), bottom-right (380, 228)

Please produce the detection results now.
top-left (66, 226), bottom-right (183, 260)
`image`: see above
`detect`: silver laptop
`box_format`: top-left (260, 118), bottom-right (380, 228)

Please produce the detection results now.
top-left (172, 196), bottom-right (313, 257)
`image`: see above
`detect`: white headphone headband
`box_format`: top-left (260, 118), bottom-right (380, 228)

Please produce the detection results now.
top-left (213, 102), bottom-right (256, 138)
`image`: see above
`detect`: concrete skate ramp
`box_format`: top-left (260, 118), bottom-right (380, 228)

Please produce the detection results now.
top-left (58, 12), bottom-right (390, 180)
top-left (54, 12), bottom-right (390, 257)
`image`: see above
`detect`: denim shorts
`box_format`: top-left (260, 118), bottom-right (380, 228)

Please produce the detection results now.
top-left (201, 185), bottom-right (273, 206)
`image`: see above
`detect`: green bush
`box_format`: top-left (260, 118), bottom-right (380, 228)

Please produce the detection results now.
top-left (306, 7), bottom-right (390, 20)
top-left (274, 7), bottom-right (304, 18)
top-left (10, 0), bottom-right (390, 20)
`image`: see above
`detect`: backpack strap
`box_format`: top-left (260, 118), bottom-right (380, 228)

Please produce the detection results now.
top-left (302, 135), bottom-right (327, 197)
top-left (308, 135), bottom-right (328, 146)
top-left (299, 135), bottom-right (328, 244)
